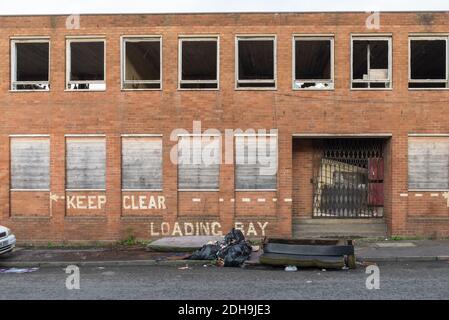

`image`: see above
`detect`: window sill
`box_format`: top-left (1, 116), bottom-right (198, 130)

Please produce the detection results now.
top-left (9, 90), bottom-right (50, 93)
top-left (292, 88), bottom-right (335, 91)
top-left (65, 189), bottom-right (106, 192)
top-left (64, 89), bottom-right (107, 92)
top-left (350, 88), bottom-right (393, 91)
top-left (235, 87), bottom-right (277, 91)
top-left (178, 189), bottom-right (219, 192)
top-left (10, 189), bottom-right (50, 192)
top-left (408, 88), bottom-right (449, 91)
top-left (235, 189), bottom-right (277, 192)
top-left (177, 88), bottom-right (220, 91)
top-left (121, 189), bottom-right (163, 192)
top-left (407, 189), bottom-right (449, 192)
top-left (121, 88), bottom-right (162, 92)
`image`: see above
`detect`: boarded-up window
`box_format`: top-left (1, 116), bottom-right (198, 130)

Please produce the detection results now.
top-left (235, 135), bottom-right (277, 190)
top-left (122, 137), bottom-right (162, 190)
top-left (408, 137), bottom-right (449, 190)
top-left (123, 37), bottom-right (161, 89)
top-left (11, 137), bottom-right (50, 190)
top-left (178, 136), bottom-right (220, 190)
top-left (66, 138), bottom-right (106, 190)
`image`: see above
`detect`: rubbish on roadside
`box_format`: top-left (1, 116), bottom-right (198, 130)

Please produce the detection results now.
top-left (178, 265), bottom-right (191, 270)
top-left (251, 245), bottom-right (260, 252)
top-left (321, 269), bottom-right (327, 272)
top-left (306, 280), bottom-right (312, 284)
top-left (187, 228), bottom-right (253, 267)
top-left (259, 238), bottom-right (356, 269)
top-left (0, 267), bottom-right (39, 274)
top-left (284, 265), bottom-right (298, 272)
top-left (147, 235), bottom-right (224, 252)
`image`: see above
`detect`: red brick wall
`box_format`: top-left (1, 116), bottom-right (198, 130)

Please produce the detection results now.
top-left (1, 12), bottom-right (449, 242)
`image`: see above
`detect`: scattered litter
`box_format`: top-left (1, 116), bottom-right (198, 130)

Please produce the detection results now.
top-left (321, 269), bottom-right (327, 272)
top-left (97, 267), bottom-right (105, 270)
top-left (0, 267), bottom-right (39, 274)
top-left (251, 245), bottom-right (260, 252)
top-left (187, 228), bottom-right (253, 267)
top-left (178, 265), bottom-right (191, 270)
top-left (342, 266), bottom-right (349, 270)
top-left (306, 280), bottom-right (312, 284)
top-left (284, 265), bottom-right (298, 272)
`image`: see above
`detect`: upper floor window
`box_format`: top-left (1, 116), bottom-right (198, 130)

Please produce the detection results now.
top-left (11, 38), bottom-right (50, 91)
top-left (122, 36), bottom-right (161, 90)
top-left (179, 36), bottom-right (219, 90)
top-left (351, 36), bottom-right (392, 89)
top-left (66, 38), bottom-right (105, 91)
top-left (293, 36), bottom-right (333, 90)
top-left (409, 36), bottom-right (448, 89)
top-left (236, 36), bottom-right (276, 89)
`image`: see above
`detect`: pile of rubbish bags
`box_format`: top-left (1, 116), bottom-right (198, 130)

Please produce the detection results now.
top-left (187, 228), bottom-right (252, 267)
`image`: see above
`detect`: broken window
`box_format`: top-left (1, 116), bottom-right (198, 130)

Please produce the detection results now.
top-left (66, 39), bottom-right (105, 90)
top-left (409, 38), bottom-right (447, 89)
top-left (10, 137), bottom-right (50, 190)
top-left (179, 37), bottom-right (218, 89)
top-left (177, 135), bottom-right (220, 190)
top-left (237, 36), bottom-right (276, 89)
top-left (122, 37), bottom-right (161, 90)
top-left (352, 37), bottom-right (391, 89)
top-left (11, 39), bottom-right (50, 91)
top-left (235, 134), bottom-right (277, 190)
top-left (122, 136), bottom-right (163, 190)
top-left (294, 37), bottom-right (333, 89)
top-left (408, 136), bottom-right (449, 190)
top-left (66, 137), bottom-right (106, 190)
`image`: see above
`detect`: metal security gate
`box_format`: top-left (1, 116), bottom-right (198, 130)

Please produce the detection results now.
top-left (312, 139), bottom-right (384, 218)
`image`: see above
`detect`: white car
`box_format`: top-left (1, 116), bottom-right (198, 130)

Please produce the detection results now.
top-left (0, 225), bottom-right (16, 255)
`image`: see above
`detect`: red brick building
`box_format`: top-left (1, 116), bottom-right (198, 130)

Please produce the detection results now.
top-left (1, 12), bottom-right (449, 243)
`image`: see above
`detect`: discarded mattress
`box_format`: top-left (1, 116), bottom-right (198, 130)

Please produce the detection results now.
top-left (147, 235), bottom-right (224, 252)
top-left (259, 238), bottom-right (356, 269)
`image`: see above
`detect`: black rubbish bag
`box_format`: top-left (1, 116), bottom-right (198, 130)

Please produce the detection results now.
top-left (224, 228), bottom-right (245, 245)
top-left (188, 243), bottom-right (220, 260)
top-left (219, 241), bottom-right (253, 267)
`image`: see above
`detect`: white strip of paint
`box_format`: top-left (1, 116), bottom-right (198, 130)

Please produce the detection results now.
top-left (242, 198), bottom-right (251, 202)
top-left (257, 198), bottom-right (266, 202)
top-left (192, 198), bottom-right (201, 202)
top-left (415, 194), bottom-right (423, 197)
top-left (284, 198), bottom-right (292, 202)
top-left (399, 193), bottom-right (408, 197)
top-left (273, 198), bottom-right (278, 202)
top-left (431, 193), bottom-right (440, 197)
top-left (230, 198), bottom-right (235, 202)
top-left (219, 198), bottom-right (224, 202)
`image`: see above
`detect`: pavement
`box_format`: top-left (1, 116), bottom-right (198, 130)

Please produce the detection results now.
top-left (1, 261), bottom-right (449, 299)
top-left (1, 239), bottom-right (449, 268)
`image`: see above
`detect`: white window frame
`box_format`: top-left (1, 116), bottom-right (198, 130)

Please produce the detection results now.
top-left (234, 133), bottom-right (278, 192)
top-left (178, 35), bottom-right (220, 91)
top-left (120, 133), bottom-right (163, 191)
top-left (121, 36), bottom-right (162, 91)
top-left (10, 37), bottom-right (50, 92)
top-left (350, 35), bottom-right (392, 90)
top-left (66, 37), bottom-right (106, 91)
top-left (235, 35), bottom-right (277, 90)
top-left (292, 35), bottom-right (334, 90)
top-left (408, 35), bottom-right (449, 90)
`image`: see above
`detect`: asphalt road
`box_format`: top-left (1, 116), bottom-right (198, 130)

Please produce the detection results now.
top-left (0, 261), bottom-right (448, 300)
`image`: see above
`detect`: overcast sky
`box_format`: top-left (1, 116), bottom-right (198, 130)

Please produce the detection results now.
top-left (0, 0), bottom-right (448, 16)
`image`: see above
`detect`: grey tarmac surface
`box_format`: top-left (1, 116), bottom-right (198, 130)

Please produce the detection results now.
top-left (1, 261), bottom-right (449, 300)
